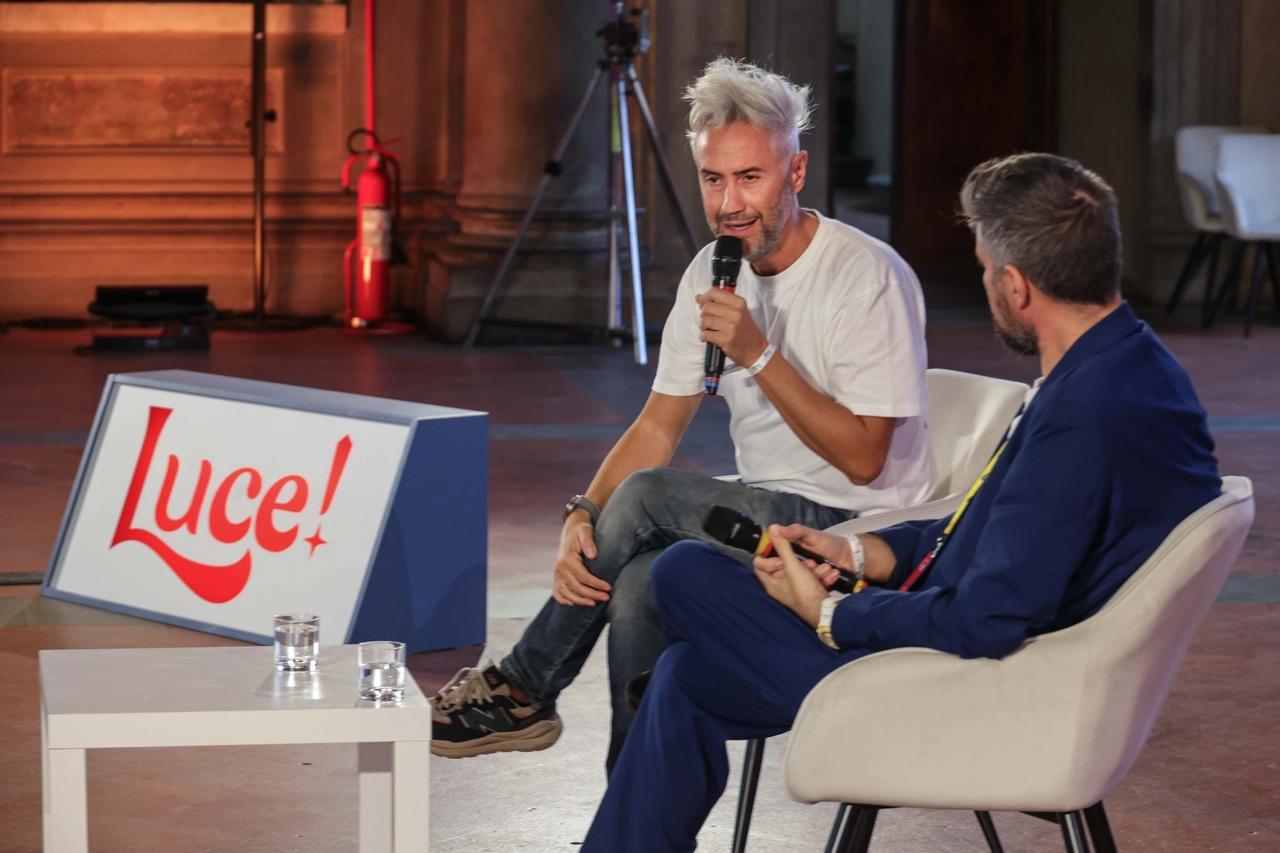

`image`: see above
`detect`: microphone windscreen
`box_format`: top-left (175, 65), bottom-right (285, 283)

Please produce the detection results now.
top-left (701, 505), bottom-right (760, 553)
top-left (712, 236), bottom-right (743, 278)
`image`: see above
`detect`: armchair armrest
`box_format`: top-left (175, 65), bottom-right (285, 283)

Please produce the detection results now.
top-left (823, 493), bottom-right (964, 537)
top-left (781, 639), bottom-right (1106, 813)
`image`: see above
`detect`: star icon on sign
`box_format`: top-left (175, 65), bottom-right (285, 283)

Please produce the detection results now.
top-left (304, 527), bottom-right (327, 557)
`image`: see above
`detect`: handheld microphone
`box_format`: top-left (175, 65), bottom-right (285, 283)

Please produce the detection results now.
top-left (703, 236), bottom-right (743, 395)
top-left (702, 505), bottom-right (862, 594)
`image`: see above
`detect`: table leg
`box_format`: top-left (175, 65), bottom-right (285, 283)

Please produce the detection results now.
top-left (41, 705), bottom-right (49, 844)
top-left (359, 742), bottom-right (394, 853)
top-left (392, 741), bottom-right (430, 852)
top-left (44, 748), bottom-right (87, 853)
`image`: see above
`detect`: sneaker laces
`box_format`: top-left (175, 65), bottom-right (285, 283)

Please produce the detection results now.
top-left (435, 665), bottom-right (496, 712)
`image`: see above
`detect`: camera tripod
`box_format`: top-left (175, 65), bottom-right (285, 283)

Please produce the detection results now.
top-left (463, 1), bottom-right (701, 364)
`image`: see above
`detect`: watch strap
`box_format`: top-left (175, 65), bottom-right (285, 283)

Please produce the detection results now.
top-left (564, 494), bottom-right (601, 526)
top-left (817, 596), bottom-right (840, 649)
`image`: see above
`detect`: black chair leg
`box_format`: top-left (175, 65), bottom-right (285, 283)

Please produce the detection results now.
top-left (842, 806), bottom-right (879, 853)
top-left (1265, 243), bottom-right (1280, 325)
top-left (975, 811), bottom-right (1005, 853)
top-left (1245, 243), bottom-right (1266, 337)
top-left (1083, 802), bottom-right (1119, 853)
top-left (1204, 240), bottom-right (1248, 328)
top-left (730, 738), bottom-right (766, 853)
top-left (1059, 811), bottom-right (1093, 853)
top-left (825, 805), bottom-right (861, 853)
top-left (1167, 231), bottom-right (1208, 314)
top-left (1200, 234), bottom-right (1224, 323)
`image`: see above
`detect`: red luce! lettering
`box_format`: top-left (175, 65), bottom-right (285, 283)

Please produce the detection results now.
top-left (256, 475), bottom-right (309, 552)
top-left (112, 406), bottom-right (354, 604)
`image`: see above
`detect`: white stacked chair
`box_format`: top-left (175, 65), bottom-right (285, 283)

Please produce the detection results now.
top-left (1166, 126), bottom-right (1265, 320)
top-left (1204, 134), bottom-right (1280, 336)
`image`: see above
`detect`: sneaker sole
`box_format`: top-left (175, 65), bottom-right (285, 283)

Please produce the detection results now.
top-left (431, 718), bottom-right (563, 759)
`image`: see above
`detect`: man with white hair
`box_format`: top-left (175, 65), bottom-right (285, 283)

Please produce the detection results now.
top-left (431, 58), bottom-right (935, 770)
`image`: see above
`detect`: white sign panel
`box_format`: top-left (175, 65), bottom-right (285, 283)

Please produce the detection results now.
top-left (52, 383), bottom-right (411, 641)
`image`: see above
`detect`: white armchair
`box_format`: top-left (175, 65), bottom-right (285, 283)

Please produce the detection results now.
top-left (727, 368), bottom-right (1026, 851)
top-left (829, 368), bottom-right (1028, 535)
top-left (772, 476), bottom-right (1254, 853)
top-left (1204, 134), bottom-right (1280, 336)
top-left (1167, 126), bottom-right (1265, 319)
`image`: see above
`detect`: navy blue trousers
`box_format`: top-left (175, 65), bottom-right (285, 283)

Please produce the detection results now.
top-left (581, 541), bottom-right (872, 853)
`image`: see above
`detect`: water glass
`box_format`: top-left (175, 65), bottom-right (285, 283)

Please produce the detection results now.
top-left (274, 613), bottom-right (320, 672)
top-left (358, 641), bottom-right (406, 702)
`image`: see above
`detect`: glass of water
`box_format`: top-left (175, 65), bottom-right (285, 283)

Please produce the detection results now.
top-left (274, 613), bottom-right (320, 672)
top-left (358, 641), bottom-right (406, 702)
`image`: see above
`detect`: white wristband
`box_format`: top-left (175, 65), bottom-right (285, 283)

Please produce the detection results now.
top-left (844, 534), bottom-right (866, 581)
top-left (746, 343), bottom-right (777, 376)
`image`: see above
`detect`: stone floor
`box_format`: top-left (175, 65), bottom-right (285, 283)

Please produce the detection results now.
top-left (0, 302), bottom-right (1278, 852)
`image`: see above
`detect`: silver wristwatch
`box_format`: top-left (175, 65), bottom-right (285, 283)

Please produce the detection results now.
top-left (563, 494), bottom-right (601, 526)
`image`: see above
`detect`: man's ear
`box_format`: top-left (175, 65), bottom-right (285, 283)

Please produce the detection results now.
top-left (790, 150), bottom-right (808, 195)
top-left (1003, 264), bottom-right (1034, 311)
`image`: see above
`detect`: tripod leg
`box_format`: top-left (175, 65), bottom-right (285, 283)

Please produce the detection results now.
top-left (607, 87), bottom-right (623, 338)
top-left (616, 74), bottom-right (648, 365)
top-left (464, 66), bottom-right (607, 347)
top-left (627, 66), bottom-right (703, 257)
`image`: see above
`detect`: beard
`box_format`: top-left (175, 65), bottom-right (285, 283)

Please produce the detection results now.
top-left (992, 288), bottom-right (1039, 356)
top-left (709, 182), bottom-right (794, 263)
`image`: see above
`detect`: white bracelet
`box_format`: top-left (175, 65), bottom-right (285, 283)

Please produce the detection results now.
top-left (845, 534), bottom-right (866, 581)
top-left (746, 343), bottom-right (777, 376)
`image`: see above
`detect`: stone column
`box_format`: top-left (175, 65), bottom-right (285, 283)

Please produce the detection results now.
top-left (423, 0), bottom-right (835, 341)
top-left (643, 1), bottom-right (749, 296)
top-left (747, 0), bottom-right (835, 215)
top-left (645, 1), bottom-right (833, 298)
top-left (427, 0), bottom-right (615, 340)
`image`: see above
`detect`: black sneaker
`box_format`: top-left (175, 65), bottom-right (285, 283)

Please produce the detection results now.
top-left (430, 660), bottom-right (563, 758)
top-left (624, 669), bottom-right (653, 713)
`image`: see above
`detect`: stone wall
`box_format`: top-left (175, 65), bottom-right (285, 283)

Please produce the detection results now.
top-left (0, 0), bottom-right (835, 341)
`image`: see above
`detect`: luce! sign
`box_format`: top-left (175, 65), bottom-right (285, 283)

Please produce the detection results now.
top-left (43, 370), bottom-right (488, 652)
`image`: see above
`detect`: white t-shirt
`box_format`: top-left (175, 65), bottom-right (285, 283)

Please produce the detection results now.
top-left (652, 212), bottom-right (936, 514)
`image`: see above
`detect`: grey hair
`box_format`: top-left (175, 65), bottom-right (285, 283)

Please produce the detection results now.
top-left (960, 153), bottom-right (1122, 305)
top-left (684, 58), bottom-right (814, 155)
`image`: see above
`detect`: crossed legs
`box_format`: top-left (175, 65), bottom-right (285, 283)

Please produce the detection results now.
top-left (581, 541), bottom-right (869, 852)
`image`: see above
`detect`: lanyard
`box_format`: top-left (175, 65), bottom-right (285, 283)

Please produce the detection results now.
top-left (895, 440), bottom-right (1008, 592)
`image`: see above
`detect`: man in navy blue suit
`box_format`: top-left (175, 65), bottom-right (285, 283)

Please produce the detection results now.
top-left (579, 153), bottom-right (1222, 852)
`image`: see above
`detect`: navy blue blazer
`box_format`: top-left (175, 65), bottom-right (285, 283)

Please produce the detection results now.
top-left (831, 302), bottom-right (1221, 658)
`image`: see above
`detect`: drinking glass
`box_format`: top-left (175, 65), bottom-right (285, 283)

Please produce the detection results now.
top-left (358, 641), bottom-right (406, 702)
top-left (274, 613), bottom-right (320, 672)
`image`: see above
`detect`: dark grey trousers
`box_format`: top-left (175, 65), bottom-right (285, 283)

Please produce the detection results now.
top-left (501, 467), bottom-right (853, 774)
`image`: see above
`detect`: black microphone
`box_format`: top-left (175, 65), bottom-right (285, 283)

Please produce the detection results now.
top-left (702, 505), bottom-right (862, 594)
top-left (703, 236), bottom-right (743, 395)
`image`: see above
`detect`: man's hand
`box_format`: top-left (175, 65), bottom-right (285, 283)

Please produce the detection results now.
top-left (769, 523), bottom-right (854, 574)
top-left (697, 288), bottom-right (768, 367)
top-left (753, 525), bottom-right (830, 628)
top-left (552, 511), bottom-right (611, 607)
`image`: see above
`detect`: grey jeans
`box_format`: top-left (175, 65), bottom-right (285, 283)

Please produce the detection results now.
top-left (500, 467), bottom-right (853, 774)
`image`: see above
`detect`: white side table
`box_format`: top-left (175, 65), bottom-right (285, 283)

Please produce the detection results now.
top-left (39, 645), bottom-right (432, 853)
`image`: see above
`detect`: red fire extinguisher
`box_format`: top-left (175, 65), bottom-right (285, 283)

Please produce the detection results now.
top-left (342, 133), bottom-right (403, 329)
top-left (340, 0), bottom-right (414, 334)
